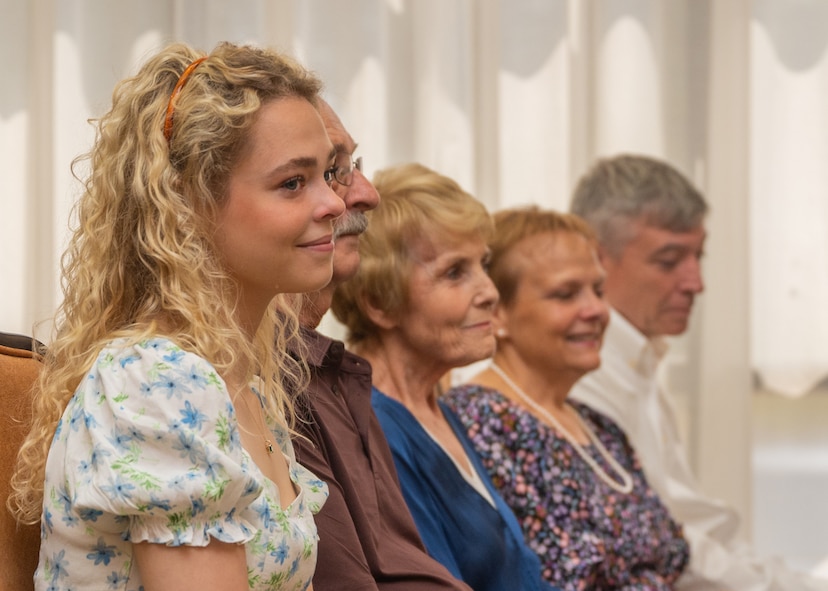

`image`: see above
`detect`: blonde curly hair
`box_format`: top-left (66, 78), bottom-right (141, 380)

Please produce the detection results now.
top-left (10, 41), bottom-right (323, 523)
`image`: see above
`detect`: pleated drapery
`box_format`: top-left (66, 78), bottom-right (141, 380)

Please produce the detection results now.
top-left (4, 0), bottom-right (828, 548)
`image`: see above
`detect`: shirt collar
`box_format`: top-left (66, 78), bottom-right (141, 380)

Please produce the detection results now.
top-left (300, 326), bottom-right (344, 371)
top-left (607, 308), bottom-right (668, 377)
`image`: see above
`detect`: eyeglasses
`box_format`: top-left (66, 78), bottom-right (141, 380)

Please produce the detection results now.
top-left (333, 155), bottom-right (363, 186)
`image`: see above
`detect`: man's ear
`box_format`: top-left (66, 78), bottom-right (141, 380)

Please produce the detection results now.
top-left (596, 243), bottom-right (611, 266)
top-left (595, 243), bottom-right (623, 275)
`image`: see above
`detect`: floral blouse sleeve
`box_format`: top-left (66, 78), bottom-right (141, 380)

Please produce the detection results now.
top-left (54, 337), bottom-right (263, 547)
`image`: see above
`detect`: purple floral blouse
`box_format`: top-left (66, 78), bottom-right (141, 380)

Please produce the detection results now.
top-left (443, 384), bottom-right (688, 591)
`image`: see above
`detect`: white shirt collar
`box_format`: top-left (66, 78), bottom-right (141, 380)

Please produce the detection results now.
top-left (606, 308), bottom-right (669, 378)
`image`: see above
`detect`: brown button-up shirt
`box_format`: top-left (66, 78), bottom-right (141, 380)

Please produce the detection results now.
top-left (294, 328), bottom-right (471, 591)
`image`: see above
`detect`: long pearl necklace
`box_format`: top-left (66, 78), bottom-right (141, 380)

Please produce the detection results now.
top-left (490, 362), bottom-right (634, 494)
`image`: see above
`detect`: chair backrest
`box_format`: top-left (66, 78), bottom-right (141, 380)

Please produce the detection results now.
top-left (0, 332), bottom-right (42, 591)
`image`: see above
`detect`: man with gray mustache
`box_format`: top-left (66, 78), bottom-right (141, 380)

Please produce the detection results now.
top-left (334, 207), bottom-right (369, 238)
top-left (293, 100), bottom-right (472, 591)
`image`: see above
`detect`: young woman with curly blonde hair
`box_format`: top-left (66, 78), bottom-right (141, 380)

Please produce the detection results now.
top-left (10, 41), bottom-right (344, 590)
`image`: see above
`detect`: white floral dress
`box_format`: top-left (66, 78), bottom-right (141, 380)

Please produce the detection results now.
top-left (35, 337), bottom-right (327, 591)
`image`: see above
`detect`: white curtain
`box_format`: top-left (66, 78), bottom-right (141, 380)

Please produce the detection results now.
top-left (3, 0), bottom-right (826, 540)
top-left (751, 0), bottom-right (828, 398)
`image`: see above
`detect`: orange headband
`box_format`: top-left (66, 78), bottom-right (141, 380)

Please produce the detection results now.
top-left (163, 56), bottom-right (207, 143)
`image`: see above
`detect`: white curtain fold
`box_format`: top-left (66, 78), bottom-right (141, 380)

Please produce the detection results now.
top-left (751, 0), bottom-right (828, 398)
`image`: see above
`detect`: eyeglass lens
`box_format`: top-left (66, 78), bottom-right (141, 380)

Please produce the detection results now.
top-left (335, 155), bottom-right (363, 186)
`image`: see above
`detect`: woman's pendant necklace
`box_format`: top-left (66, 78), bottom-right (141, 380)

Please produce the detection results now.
top-left (236, 388), bottom-right (275, 455)
top-left (490, 363), bottom-right (634, 494)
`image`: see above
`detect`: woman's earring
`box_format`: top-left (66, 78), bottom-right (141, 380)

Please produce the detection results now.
top-left (496, 328), bottom-right (507, 338)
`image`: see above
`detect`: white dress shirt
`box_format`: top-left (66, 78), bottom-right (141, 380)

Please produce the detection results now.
top-left (570, 308), bottom-right (828, 591)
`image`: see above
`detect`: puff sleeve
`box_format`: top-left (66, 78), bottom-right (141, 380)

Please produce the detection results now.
top-left (51, 337), bottom-right (262, 547)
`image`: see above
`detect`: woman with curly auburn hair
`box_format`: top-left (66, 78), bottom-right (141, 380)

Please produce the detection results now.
top-left (10, 41), bottom-right (344, 590)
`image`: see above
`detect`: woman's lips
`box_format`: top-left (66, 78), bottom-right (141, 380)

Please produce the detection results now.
top-left (297, 234), bottom-right (335, 251)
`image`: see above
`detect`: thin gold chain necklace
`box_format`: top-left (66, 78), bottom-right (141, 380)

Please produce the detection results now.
top-left (234, 388), bottom-right (275, 455)
top-left (490, 362), bottom-right (634, 494)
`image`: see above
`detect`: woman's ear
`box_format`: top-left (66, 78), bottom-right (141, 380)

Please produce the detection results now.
top-left (492, 304), bottom-right (509, 340)
top-left (362, 296), bottom-right (397, 331)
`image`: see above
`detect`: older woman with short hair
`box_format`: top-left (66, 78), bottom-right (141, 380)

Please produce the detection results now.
top-left (443, 206), bottom-right (689, 591)
top-left (332, 163), bottom-right (553, 591)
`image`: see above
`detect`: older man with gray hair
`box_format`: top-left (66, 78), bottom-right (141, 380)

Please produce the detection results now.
top-left (570, 153), bottom-right (826, 591)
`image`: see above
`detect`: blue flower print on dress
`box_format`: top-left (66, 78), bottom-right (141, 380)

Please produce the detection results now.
top-left (87, 538), bottom-right (117, 566)
top-left (35, 337), bottom-right (327, 591)
top-left (180, 400), bottom-right (209, 430)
